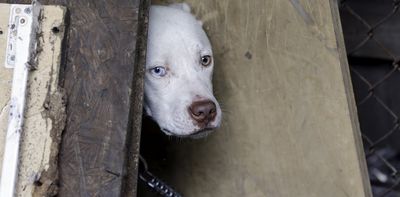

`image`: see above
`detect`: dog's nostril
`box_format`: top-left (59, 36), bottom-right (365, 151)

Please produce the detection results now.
top-left (189, 100), bottom-right (217, 123)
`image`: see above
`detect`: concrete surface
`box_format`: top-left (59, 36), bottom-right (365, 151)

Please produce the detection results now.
top-left (140, 0), bottom-right (371, 197)
top-left (0, 4), bottom-right (66, 196)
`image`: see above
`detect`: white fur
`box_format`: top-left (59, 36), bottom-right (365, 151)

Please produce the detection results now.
top-left (144, 4), bottom-right (222, 136)
top-left (168, 3), bottom-right (191, 13)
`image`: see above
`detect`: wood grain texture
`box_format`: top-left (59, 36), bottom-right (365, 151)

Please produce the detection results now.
top-left (140, 0), bottom-right (371, 196)
top-left (0, 0), bottom-right (148, 196)
top-left (122, 0), bottom-right (149, 196)
top-left (56, 1), bottom-right (146, 196)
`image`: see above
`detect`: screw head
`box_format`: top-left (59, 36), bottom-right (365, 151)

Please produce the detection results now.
top-left (24, 7), bottom-right (31, 14)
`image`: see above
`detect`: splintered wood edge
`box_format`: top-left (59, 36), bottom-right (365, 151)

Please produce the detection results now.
top-left (122, 0), bottom-right (150, 196)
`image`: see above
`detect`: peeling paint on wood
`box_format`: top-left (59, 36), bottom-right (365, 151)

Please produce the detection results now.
top-left (0, 4), bottom-right (66, 197)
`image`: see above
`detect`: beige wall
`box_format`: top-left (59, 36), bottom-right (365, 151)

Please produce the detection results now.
top-left (141, 0), bottom-right (371, 196)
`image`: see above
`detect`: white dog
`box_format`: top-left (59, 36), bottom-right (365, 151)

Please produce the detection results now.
top-left (144, 3), bottom-right (222, 137)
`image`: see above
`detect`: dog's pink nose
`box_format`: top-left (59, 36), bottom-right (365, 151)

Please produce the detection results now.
top-left (189, 100), bottom-right (217, 124)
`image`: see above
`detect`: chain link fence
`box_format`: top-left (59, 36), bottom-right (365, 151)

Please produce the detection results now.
top-left (339, 0), bottom-right (400, 196)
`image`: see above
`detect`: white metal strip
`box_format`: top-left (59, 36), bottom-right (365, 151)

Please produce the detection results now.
top-left (0, 1), bottom-right (41, 197)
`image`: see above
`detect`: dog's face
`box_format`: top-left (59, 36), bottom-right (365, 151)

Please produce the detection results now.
top-left (144, 5), bottom-right (222, 137)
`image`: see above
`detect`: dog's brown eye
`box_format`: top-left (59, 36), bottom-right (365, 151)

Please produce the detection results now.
top-left (201, 55), bottom-right (212, 67)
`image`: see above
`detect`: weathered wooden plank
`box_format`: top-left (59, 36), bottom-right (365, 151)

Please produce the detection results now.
top-left (1, 0), bottom-right (148, 196)
top-left (0, 4), bottom-right (66, 196)
top-left (121, 0), bottom-right (150, 196)
top-left (140, 0), bottom-right (371, 196)
top-left (51, 1), bottom-right (147, 196)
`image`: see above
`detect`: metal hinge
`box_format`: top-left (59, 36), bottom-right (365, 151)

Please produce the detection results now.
top-left (0, 1), bottom-right (41, 197)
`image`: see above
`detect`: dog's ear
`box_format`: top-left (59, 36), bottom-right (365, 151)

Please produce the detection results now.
top-left (168, 3), bottom-right (191, 13)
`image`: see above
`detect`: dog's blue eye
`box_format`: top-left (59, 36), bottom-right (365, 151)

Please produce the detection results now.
top-left (150, 66), bottom-right (167, 77)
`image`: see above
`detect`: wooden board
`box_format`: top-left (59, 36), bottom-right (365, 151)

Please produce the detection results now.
top-left (45, 1), bottom-right (147, 196)
top-left (0, 4), bottom-right (66, 196)
top-left (1, 0), bottom-right (149, 196)
top-left (140, 0), bottom-right (372, 196)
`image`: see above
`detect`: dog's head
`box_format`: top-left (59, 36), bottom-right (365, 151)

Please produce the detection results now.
top-left (144, 4), bottom-right (222, 137)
